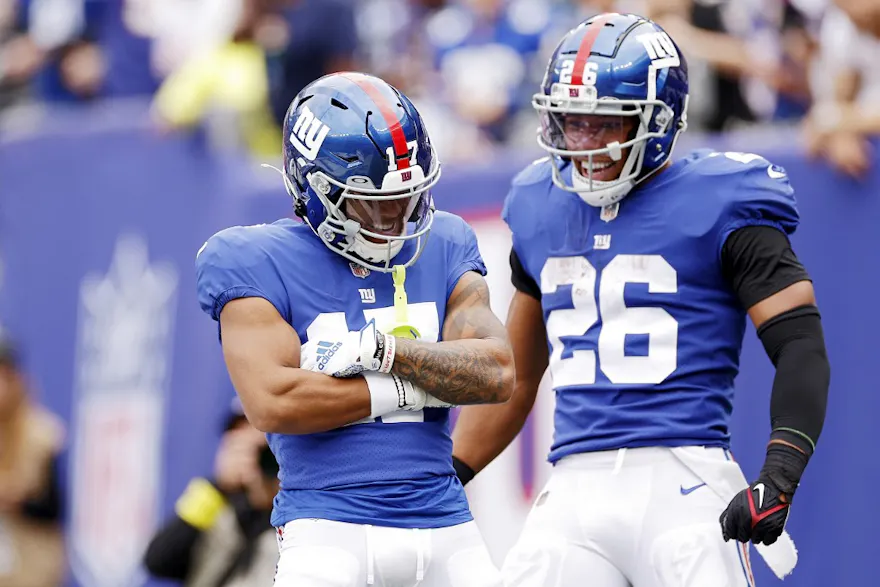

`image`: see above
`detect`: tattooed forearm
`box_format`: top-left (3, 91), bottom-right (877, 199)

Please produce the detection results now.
top-left (390, 271), bottom-right (514, 404)
top-left (392, 338), bottom-right (511, 404)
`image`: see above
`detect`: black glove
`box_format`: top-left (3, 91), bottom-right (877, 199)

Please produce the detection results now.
top-left (720, 442), bottom-right (807, 545)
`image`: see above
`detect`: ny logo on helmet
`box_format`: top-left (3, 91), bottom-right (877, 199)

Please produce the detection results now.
top-left (290, 105), bottom-right (330, 161)
top-left (637, 32), bottom-right (678, 63)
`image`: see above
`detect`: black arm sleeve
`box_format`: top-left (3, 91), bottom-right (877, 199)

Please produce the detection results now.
top-left (721, 225), bottom-right (811, 310)
top-left (143, 517), bottom-right (202, 580)
top-left (758, 305), bottom-right (830, 455)
top-left (723, 226), bottom-right (828, 463)
top-left (510, 248), bottom-right (541, 300)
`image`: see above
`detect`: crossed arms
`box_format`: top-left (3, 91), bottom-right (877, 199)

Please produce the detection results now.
top-left (219, 270), bottom-right (514, 434)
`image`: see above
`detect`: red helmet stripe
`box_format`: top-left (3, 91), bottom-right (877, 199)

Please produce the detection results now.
top-left (342, 73), bottom-right (410, 169)
top-left (571, 14), bottom-right (614, 86)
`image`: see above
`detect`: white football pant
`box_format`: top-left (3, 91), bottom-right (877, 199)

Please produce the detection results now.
top-left (274, 518), bottom-right (503, 587)
top-left (503, 446), bottom-right (756, 587)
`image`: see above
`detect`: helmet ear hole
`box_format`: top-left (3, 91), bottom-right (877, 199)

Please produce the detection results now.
top-left (294, 199), bottom-right (308, 219)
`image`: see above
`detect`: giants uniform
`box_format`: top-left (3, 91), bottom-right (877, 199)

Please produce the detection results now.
top-left (502, 150), bottom-right (800, 586)
top-left (196, 213), bottom-right (501, 586)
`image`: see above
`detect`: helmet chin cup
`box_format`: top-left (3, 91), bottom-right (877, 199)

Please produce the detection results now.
top-left (351, 233), bottom-right (405, 264)
top-left (568, 162), bottom-right (635, 207)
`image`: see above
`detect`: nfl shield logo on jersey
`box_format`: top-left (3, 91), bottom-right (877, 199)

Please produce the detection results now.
top-left (350, 262), bottom-right (370, 278)
top-left (601, 203), bottom-right (619, 222)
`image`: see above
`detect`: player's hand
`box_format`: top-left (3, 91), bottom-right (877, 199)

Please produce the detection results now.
top-left (300, 319), bottom-right (391, 378)
top-left (720, 443), bottom-right (805, 545)
top-left (719, 474), bottom-right (792, 545)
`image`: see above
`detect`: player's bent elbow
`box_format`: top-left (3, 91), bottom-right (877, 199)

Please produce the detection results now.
top-left (246, 396), bottom-right (316, 434)
top-left (498, 368), bottom-right (516, 404)
top-left (235, 399), bottom-right (280, 433)
top-left (246, 408), bottom-right (284, 434)
top-left (492, 343), bottom-right (517, 404)
top-left (235, 388), bottom-right (307, 434)
top-left (509, 377), bottom-right (540, 415)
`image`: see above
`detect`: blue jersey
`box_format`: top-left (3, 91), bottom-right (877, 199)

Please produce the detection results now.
top-left (503, 149), bottom-right (799, 463)
top-left (195, 212), bottom-right (486, 528)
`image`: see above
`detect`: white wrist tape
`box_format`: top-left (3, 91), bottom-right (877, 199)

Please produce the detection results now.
top-left (378, 333), bottom-right (396, 374)
top-left (363, 372), bottom-right (404, 418)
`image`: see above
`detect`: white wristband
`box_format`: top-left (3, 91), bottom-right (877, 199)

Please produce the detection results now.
top-left (363, 372), bottom-right (404, 418)
top-left (378, 333), bottom-right (396, 374)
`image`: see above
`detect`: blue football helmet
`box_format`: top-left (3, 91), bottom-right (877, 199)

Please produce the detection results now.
top-left (533, 13), bottom-right (689, 206)
top-left (281, 72), bottom-right (439, 272)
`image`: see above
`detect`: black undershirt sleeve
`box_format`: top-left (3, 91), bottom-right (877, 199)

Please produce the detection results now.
top-left (509, 248), bottom-right (541, 300)
top-left (720, 225), bottom-right (811, 310)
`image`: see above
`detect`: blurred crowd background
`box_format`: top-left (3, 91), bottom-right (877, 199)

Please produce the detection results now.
top-left (1, 1), bottom-right (879, 587)
top-left (1, 0), bottom-right (879, 174)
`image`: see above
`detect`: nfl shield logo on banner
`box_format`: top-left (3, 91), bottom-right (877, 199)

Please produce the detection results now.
top-left (69, 234), bottom-right (178, 587)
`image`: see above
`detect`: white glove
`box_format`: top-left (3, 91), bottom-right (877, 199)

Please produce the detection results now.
top-left (300, 319), bottom-right (395, 378)
top-left (363, 372), bottom-right (426, 417)
top-left (301, 352), bottom-right (456, 413)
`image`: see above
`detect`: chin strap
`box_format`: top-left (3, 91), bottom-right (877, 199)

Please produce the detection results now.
top-left (386, 265), bottom-right (421, 340)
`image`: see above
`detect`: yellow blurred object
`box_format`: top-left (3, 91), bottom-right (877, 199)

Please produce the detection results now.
top-left (388, 265), bottom-right (421, 340)
top-left (152, 41), bottom-right (280, 157)
top-left (175, 477), bottom-right (228, 530)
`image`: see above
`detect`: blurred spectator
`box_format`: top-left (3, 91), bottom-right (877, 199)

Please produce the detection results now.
top-left (264, 0), bottom-right (358, 126)
top-left (424, 0), bottom-right (554, 143)
top-left (0, 334), bottom-right (66, 587)
top-left (804, 0), bottom-right (880, 178)
top-left (81, 0), bottom-right (243, 99)
top-left (654, 0), bottom-right (817, 131)
top-left (354, 0), bottom-right (448, 94)
top-left (143, 398), bottom-right (279, 587)
top-left (2, 0), bottom-right (110, 105)
top-left (151, 0), bottom-right (279, 157)
top-left (3, 0), bottom-right (245, 105)
top-left (398, 0), bottom-right (560, 161)
top-left (152, 0), bottom-right (357, 157)
top-left (0, 0), bottom-right (47, 110)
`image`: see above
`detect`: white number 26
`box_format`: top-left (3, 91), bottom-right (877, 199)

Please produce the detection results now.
top-left (541, 254), bottom-right (678, 387)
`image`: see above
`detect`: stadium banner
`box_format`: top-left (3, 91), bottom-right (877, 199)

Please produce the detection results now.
top-left (0, 106), bottom-right (877, 587)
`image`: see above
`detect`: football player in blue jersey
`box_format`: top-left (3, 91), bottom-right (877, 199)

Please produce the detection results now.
top-left (451, 13), bottom-right (830, 587)
top-left (195, 72), bottom-right (513, 587)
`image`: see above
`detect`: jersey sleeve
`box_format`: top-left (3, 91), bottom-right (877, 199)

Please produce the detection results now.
top-left (715, 156), bottom-right (800, 259)
top-left (502, 158), bottom-right (551, 293)
top-left (195, 226), bottom-right (291, 323)
top-left (444, 216), bottom-right (488, 301)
